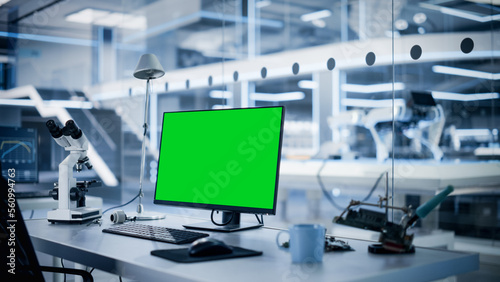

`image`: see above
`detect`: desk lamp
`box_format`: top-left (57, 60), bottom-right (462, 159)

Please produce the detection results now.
top-left (133, 53), bottom-right (166, 220)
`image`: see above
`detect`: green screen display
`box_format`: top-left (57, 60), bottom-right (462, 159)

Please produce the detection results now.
top-left (154, 106), bottom-right (284, 214)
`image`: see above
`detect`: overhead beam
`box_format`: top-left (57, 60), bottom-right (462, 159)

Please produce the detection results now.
top-left (86, 31), bottom-right (499, 101)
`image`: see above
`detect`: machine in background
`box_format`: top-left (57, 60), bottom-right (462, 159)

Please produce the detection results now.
top-left (334, 185), bottom-right (454, 254)
top-left (323, 91), bottom-right (445, 161)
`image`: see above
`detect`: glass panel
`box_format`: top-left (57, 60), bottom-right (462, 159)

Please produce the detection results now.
top-left (392, 0), bottom-right (500, 243)
top-left (1, 1), bottom-right (499, 263)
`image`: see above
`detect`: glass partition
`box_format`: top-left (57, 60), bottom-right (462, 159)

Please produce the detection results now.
top-left (1, 0), bottom-right (498, 251)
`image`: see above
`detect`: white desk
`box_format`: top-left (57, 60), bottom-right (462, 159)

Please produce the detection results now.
top-left (18, 196), bottom-right (103, 211)
top-left (26, 215), bottom-right (479, 282)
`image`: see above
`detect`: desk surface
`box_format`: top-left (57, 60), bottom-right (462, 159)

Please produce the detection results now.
top-left (26, 215), bottom-right (479, 282)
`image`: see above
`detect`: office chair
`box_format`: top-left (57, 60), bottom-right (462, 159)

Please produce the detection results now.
top-left (0, 163), bottom-right (93, 282)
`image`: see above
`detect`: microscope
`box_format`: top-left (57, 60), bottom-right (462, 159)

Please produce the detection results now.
top-left (46, 119), bottom-right (102, 223)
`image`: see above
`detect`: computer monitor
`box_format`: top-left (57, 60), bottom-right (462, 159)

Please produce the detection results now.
top-left (0, 126), bottom-right (38, 183)
top-left (154, 106), bottom-right (284, 232)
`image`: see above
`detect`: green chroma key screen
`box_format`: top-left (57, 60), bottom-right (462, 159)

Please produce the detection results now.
top-left (154, 106), bottom-right (284, 214)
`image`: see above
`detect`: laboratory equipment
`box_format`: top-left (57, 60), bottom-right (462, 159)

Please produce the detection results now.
top-left (326, 91), bottom-right (445, 161)
top-left (46, 119), bottom-right (101, 223)
top-left (132, 53), bottom-right (166, 220)
top-left (0, 126), bottom-right (38, 183)
top-left (334, 185), bottom-right (454, 253)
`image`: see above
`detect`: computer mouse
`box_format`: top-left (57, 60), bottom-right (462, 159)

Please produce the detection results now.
top-left (188, 238), bottom-right (233, 257)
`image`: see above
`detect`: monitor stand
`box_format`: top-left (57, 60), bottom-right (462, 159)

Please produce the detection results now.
top-left (183, 212), bottom-right (263, 232)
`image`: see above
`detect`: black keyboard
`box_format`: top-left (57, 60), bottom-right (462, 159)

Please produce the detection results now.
top-left (102, 223), bottom-right (209, 244)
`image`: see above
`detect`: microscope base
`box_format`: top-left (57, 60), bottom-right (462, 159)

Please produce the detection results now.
top-left (48, 207), bottom-right (101, 223)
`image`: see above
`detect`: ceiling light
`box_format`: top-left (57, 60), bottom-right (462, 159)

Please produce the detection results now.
top-left (212, 104), bottom-right (231, 109)
top-left (0, 99), bottom-right (35, 107)
top-left (256, 0), bottom-right (271, 9)
top-left (432, 65), bottom-right (500, 80)
top-left (65, 8), bottom-right (110, 24)
top-left (0, 99), bottom-right (93, 109)
top-left (118, 15), bottom-right (147, 30)
top-left (298, 80), bottom-right (318, 89)
top-left (395, 19), bottom-right (408, 30)
top-left (468, 0), bottom-right (500, 4)
top-left (209, 90), bottom-right (233, 99)
top-left (432, 91), bottom-right (499, 101)
top-left (455, 129), bottom-right (492, 137)
top-left (420, 3), bottom-right (500, 22)
top-left (65, 8), bottom-right (146, 30)
top-left (341, 83), bottom-right (405, 93)
top-left (250, 92), bottom-right (305, 102)
top-left (301, 9), bottom-right (332, 22)
top-left (93, 12), bottom-right (126, 27)
top-left (311, 19), bottom-right (326, 28)
top-left (44, 100), bottom-right (94, 109)
top-left (341, 98), bottom-right (406, 108)
top-left (440, 7), bottom-right (500, 22)
top-left (413, 12), bottom-right (427, 24)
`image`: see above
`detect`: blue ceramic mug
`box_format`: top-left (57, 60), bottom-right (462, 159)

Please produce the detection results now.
top-left (276, 224), bottom-right (326, 263)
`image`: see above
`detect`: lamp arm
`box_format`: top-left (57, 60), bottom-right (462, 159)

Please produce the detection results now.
top-left (137, 78), bottom-right (151, 213)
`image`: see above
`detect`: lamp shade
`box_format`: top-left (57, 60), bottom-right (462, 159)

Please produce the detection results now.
top-left (133, 54), bottom-right (165, 80)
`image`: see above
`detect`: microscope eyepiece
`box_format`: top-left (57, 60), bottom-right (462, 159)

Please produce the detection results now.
top-left (46, 120), bottom-right (63, 138)
top-left (63, 120), bottom-right (83, 139)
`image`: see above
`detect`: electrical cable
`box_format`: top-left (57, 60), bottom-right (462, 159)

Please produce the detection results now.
top-left (361, 170), bottom-right (388, 202)
top-left (317, 159), bottom-right (388, 210)
top-left (254, 214), bottom-right (264, 225)
top-left (210, 210), bottom-right (234, 226)
top-left (102, 191), bottom-right (141, 215)
top-left (60, 258), bottom-right (66, 282)
top-left (210, 210), bottom-right (264, 226)
top-left (316, 160), bottom-right (344, 210)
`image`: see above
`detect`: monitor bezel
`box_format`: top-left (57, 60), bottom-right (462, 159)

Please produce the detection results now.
top-left (153, 106), bottom-right (284, 216)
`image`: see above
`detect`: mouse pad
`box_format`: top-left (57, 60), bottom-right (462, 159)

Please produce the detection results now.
top-left (151, 246), bottom-right (263, 263)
